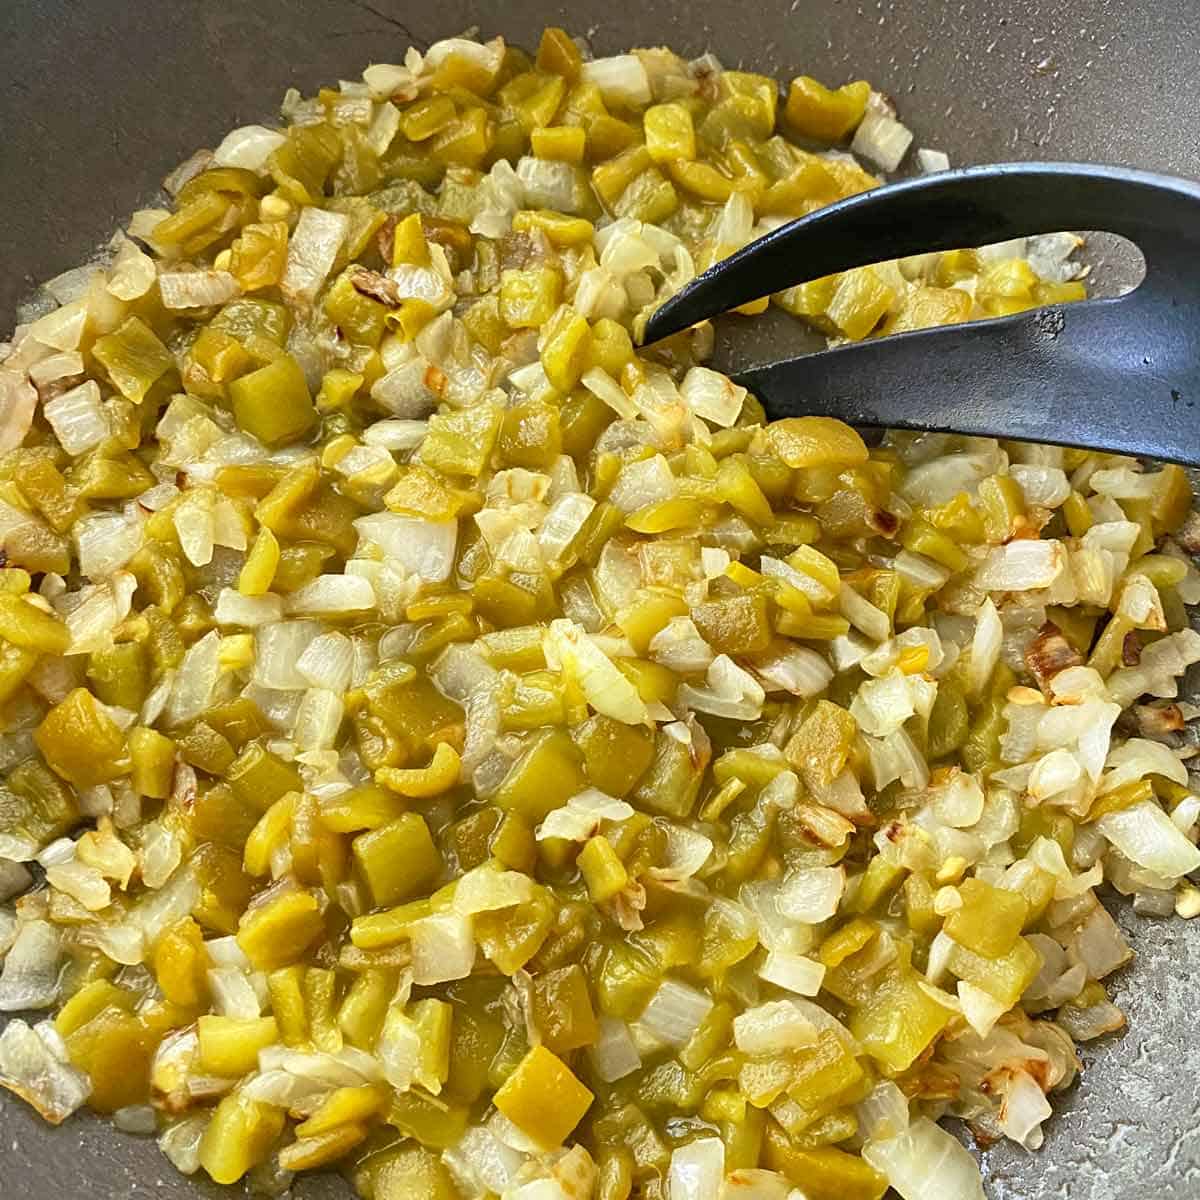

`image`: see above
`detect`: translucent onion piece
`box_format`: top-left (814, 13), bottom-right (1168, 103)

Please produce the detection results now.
top-left (0, 1019), bottom-right (91, 1124)
top-left (0, 920), bottom-right (62, 1011)
top-left (863, 1117), bottom-right (986, 1200)
top-left (42, 379), bottom-right (108, 455)
top-left (282, 206), bottom-right (350, 307)
top-left (665, 1136), bottom-right (724, 1200)
top-left (732, 1000), bottom-right (819, 1054)
top-left (638, 978), bottom-right (713, 1048)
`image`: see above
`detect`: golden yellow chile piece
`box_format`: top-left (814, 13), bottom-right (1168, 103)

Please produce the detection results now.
top-left (228, 354), bottom-right (317, 447)
top-left (236, 888), bottom-right (326, 971)
top-left (227, 220), bottom-right (289, 291)
top-left (266, 966), bottom-right (308, 1047)
top-left (392, 213), bottom-right (431, 267)
top-left (850, 966), bottom-right (955, 1072)
top-left (352, 812), bottom-right (443, 906)
top-left (540, 305), bottom-right (592, 392)
top-left (493, 1044), bottom-right (594, 1148)
top-left (530, 125), bottom-right (586, 162)
top-left (376, 742), bottom-right (462, 798)
top-left (92, 316), bottom-right (174, 404)
top-left (765, 1129), bottom-right (887, 1200)
top-left (0, 593), bottom-right (70, 653)
top-left (644, 103), bottom-right (697, 163)
top-left (128, 726), bottom-right (176, 800)
top-left (946, 935), bottom-right (1043, 1007)
top-left (154, 917), bottom-right (210, 1008)
top-left (783, 76), bottom-right (871, 141)
top-left (315, 784), bottom-right (403, 835)
top-left (243, 793), bottom-right (298, 877)
top-left (499, 267), bottom-right (563, 329)
top-left (943, 877), bottom-right (1030, 958)
top-left (279, 1124), bottom-right (370, 1171)
top-left (352, 1144), bottom-right (459, 1200)
top-left (34, 687), bottom-right (128, 787)
top-left (578, 835), bottom-right (629, 902)
top-left (766, 416), bottom-right (869, 469)
top-left (54, 980), bottom-right (134, 1039)
top-left (197, 1015), bottom-right (279, 1078)
top-left (198, 1094), bottom-right (287, 1185)
top-left (297, 1085), bottom-right (386, 1139)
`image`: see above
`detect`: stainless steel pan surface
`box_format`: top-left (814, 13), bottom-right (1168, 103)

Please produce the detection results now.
top-left (2, 2), bottom-right (1199, 1197)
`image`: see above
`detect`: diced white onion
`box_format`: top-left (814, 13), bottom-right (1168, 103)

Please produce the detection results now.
top-left (776, 866), bottom-right (845, 924)
top-left (446, 1125), bottom-right (528, 1196)
top-left (537, 789), bottom-right (635, 842)
top-left (976, 540), bottom-right (1066, 591)
top-left (1099, 801), bottom-right (1200, 881)
top-left (856, 1081), bottom-right (911, 1141)
top-left (0, 920), bottom-right (62, 1011)
top-left (159, 269), bottom-right (239, 310)
top-left (106, 236), bottom-right (158, 301)
top-left (295, 631), bottom-right (355, 693)
top-left (608, 454), bottom-right (678, 513)
top-left (679, 366), bottom-right (746, 427)
top-left (75, 512), bottom-right (143, 579)
top-left (516, 156), bottom-right (586, 214)
top-left (758, 950), bottom-right (826, 996)
top-left (253, 621), bottom-right (323, 690)
top-left (212, 124), bottom-right (288, 170)
top-left (589, 1017), bottom-right (642, 1083)
top-left (732, 1000), bottom-right (819, 1054)
top-left (362, 418), bottom-right (428, 450)
top-left (916, 147), bottom-right (950, 173)
top-left (665, 1136), bottom-right (724, 1200)
top-left (851, 109), bottom-right (913, 171)
top-left (287, 574), bottom-right (376, 616)
top-left (957, 980), bottom-right (1008, 1038)
top-left (839, 582), bottom-right (890, 642)
top-left (207, 966), bottom-right (262, 1019)
top-left (371, 358), bottom-right (439, 418)
top-left (863, 1117), bottom-right (985, 1200)
top-left (851, 672), bottom-right (933, 737)
top-left (649, 617), bottom-right (714, 675)
top-left (545, 619), bottom-right (648, 725)
top-left (679, 653), bottom-right (765, 720)
top-left (538, 493), bottom-right (596, 563)
top-left (354, 513), bottom-right (458, 582)
top-left (967, 597), bottom-right (1003, 695)
top-left (214, 588), bottom-right (283, 628)
top-left (158, 1113), bottom-right (209, 1174)
top-left (409, 912), bottom-right (475, 985)
top-left (0, 1019), bottom-right (91, 1123)
top-left (1010, 464), bottom-right (1071, 508)
top-left (164, 630), bottom-right (222, 725)
top-left (292, 688), bottom-right (345, 751)
top-left (638, 979), bottom-right (713, 1048)
top-left (894, 549), bottom-right (951, 590)
top-left (580, 55), bottom-right (653, 108)
top-left (282, 206), bottom-right (350, 306)
top-left (46, 860), bottom-right (111, 911)
top-left (43, 380), bottom-right (108, 455)
top-left (997, 1069), bottom-right (1053, 1150)
top-left (0, 370), bottom-right (37, 453)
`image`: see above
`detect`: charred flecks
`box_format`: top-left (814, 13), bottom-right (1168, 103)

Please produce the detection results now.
top-left (1024, 620), bottom-right (1084, 691)
top-left (350, 266), bottom-right (403, 308)
top-left (1122, 631), bottom-right (1143, 667)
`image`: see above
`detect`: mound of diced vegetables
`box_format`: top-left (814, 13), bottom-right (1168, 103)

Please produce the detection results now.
top-left (1, 25), bottom-right (1198, 1200)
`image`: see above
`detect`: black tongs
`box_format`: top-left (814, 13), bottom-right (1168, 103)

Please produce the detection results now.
top-left (642, 163), bottom-right (1200, 465)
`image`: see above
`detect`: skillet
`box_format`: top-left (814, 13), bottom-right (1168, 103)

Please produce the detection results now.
top-left (1, 2), bottom-right (1199, 1196)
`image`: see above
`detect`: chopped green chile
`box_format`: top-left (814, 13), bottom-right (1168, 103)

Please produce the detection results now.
top-left (0, 25), bottom-right (1185, 1200)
